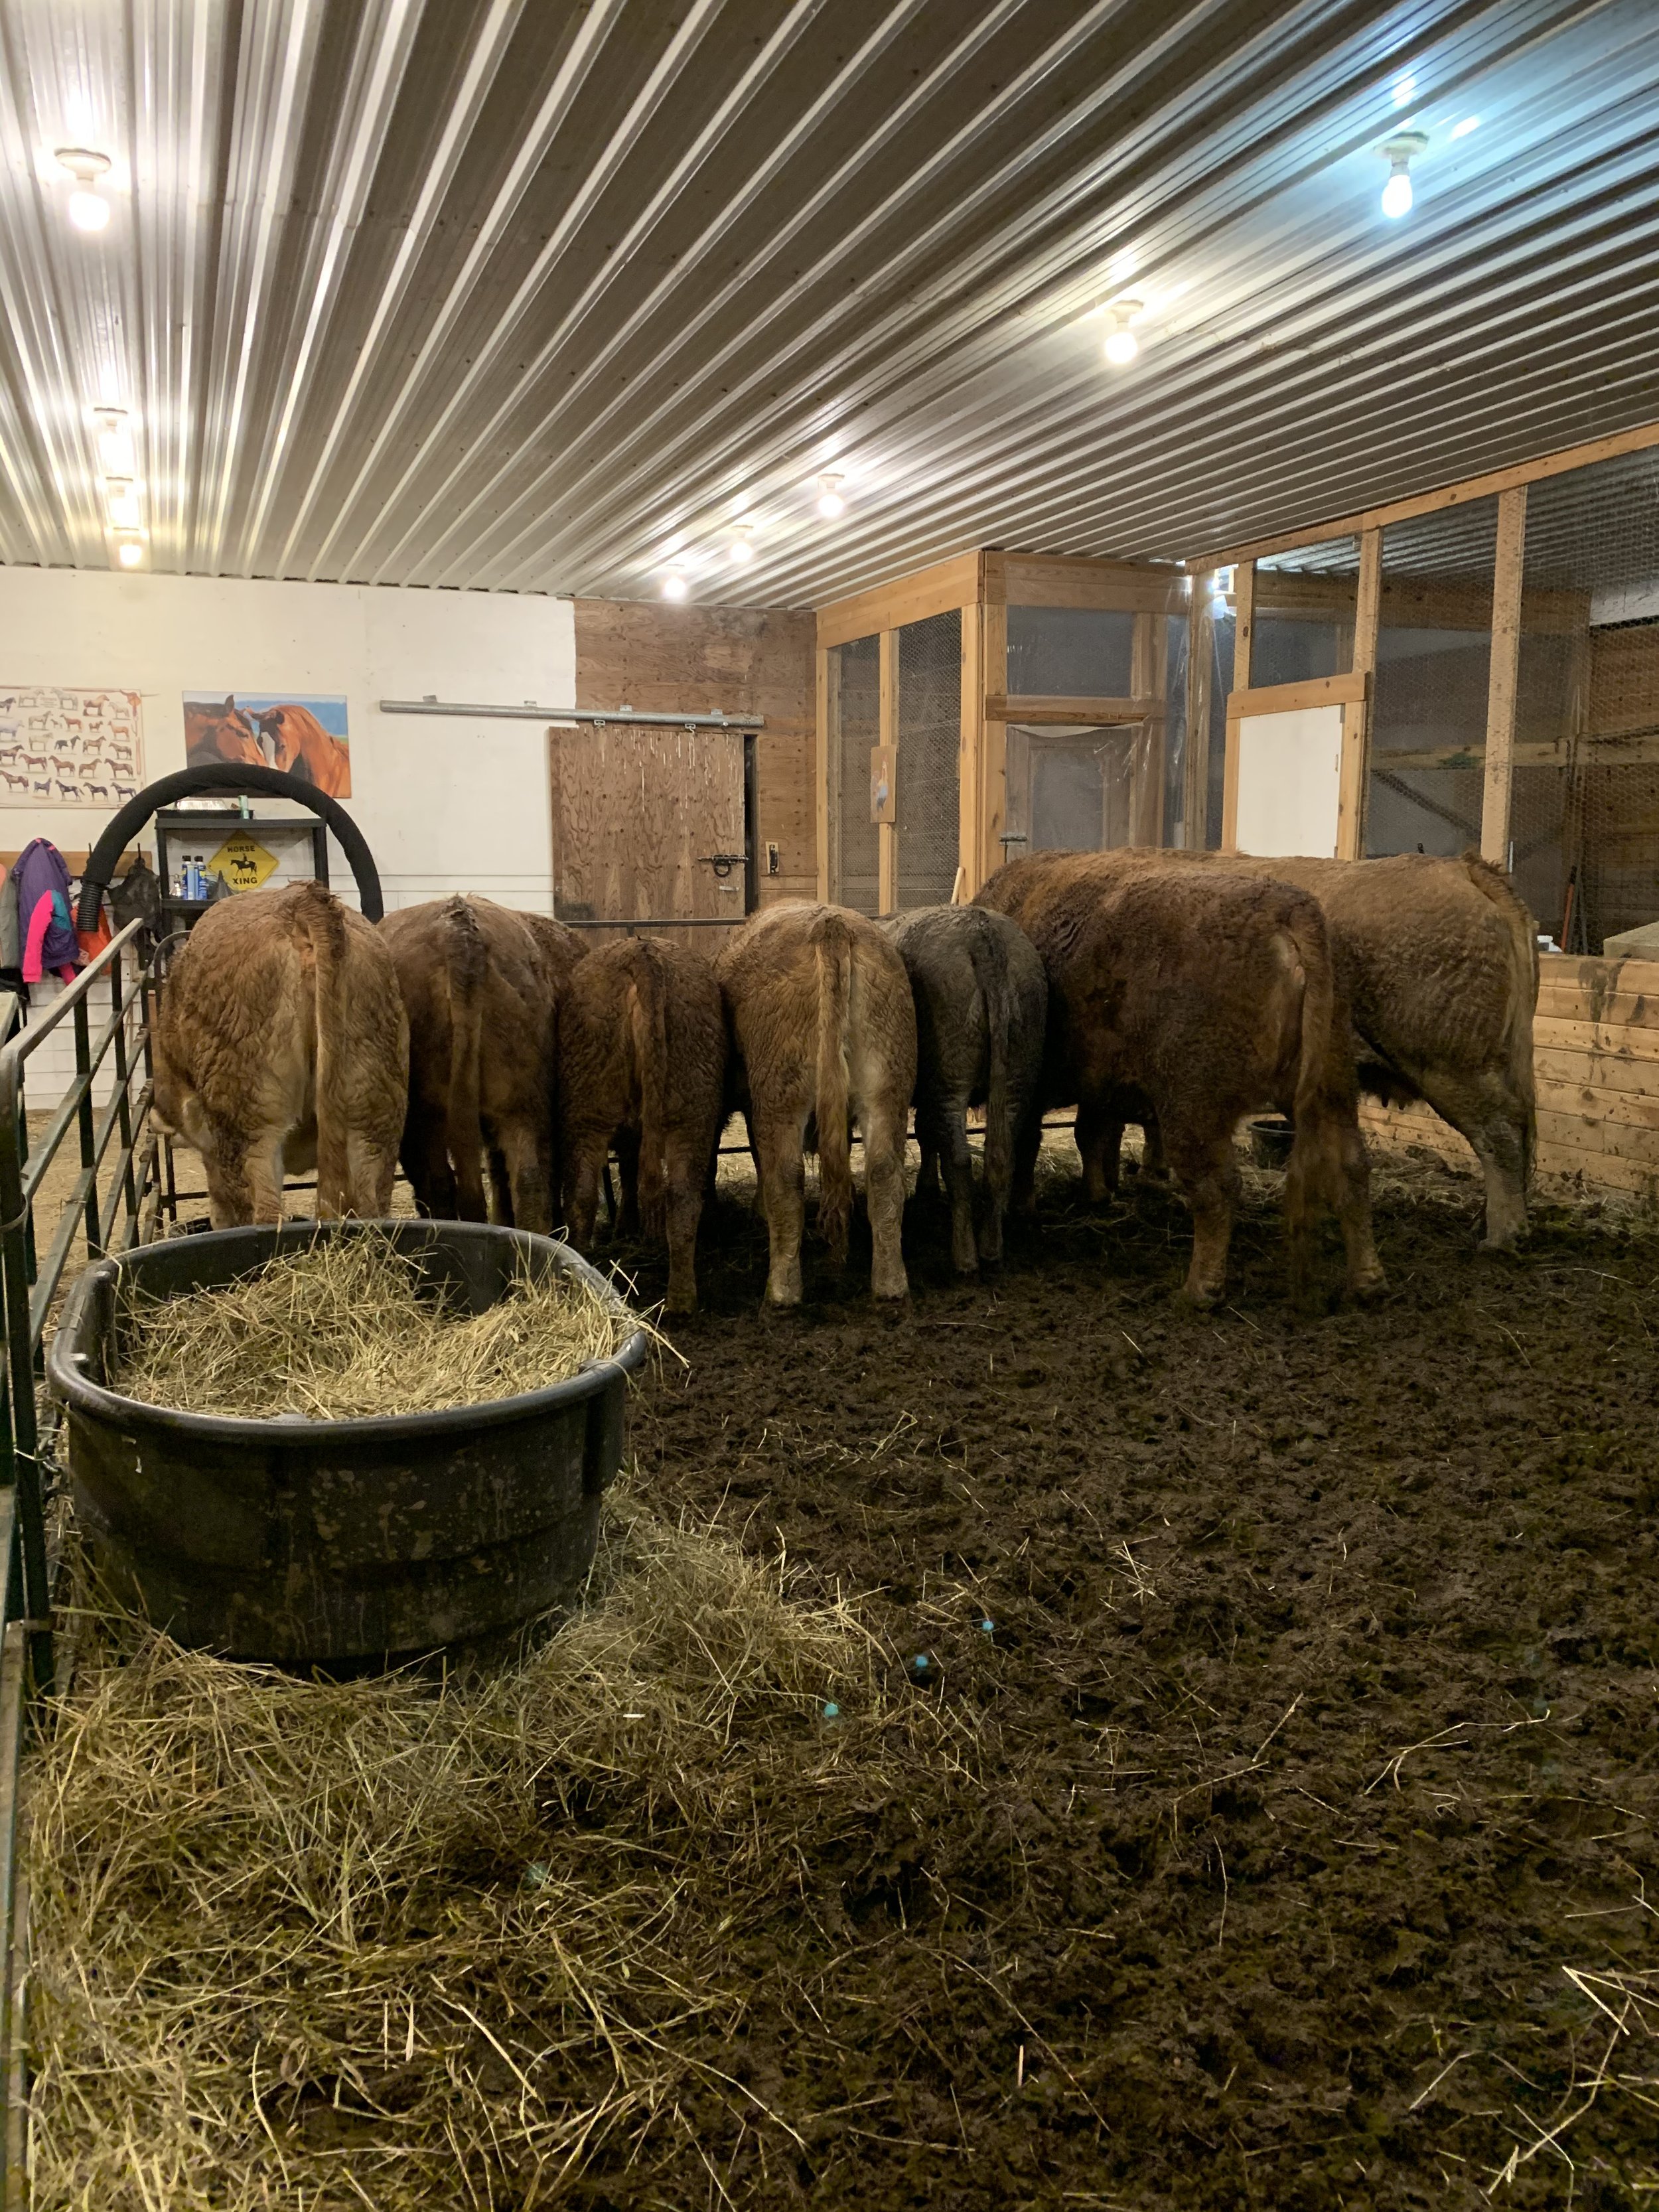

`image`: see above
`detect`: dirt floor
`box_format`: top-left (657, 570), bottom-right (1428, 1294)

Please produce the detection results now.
top-left (587, 1140), bottom-right (1659, 2211)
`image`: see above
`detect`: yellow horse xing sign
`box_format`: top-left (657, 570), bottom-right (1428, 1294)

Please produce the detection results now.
top-left (207, 833), bottom-right (279, 891)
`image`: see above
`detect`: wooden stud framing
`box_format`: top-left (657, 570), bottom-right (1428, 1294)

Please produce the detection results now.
top-left (1481, 486), bottom-right (1528, 866)
top-left (1131, 609), bottom-right (1166, 848)
top-left (816, 552), bottom-right (981, 650)
top-left (983, 693), bottom-right (1155, 725)
top-left (1220, 713), bottom-right (1241, 852)
top-left (815, 646), bottom-right (832, 901)
top-left (1186, 576), bottom-right (1212, 849)
top-left (1233, 560), bottom-right (1256, 693)
top-left (981, 599), bottom-right (1008, 883)
top-left (1226, 672), bottom-right (1368, 718)
top-left (1194, 413), bottom-right (1659, 574)
top-left (958, 599), bottom-right (985, 898)
top-left (878, 628), bottom-right (898, 913)
top-left (1338, 527), bottom-right (1383, 862)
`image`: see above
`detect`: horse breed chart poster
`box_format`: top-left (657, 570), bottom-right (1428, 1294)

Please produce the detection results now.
top-left (0, 688), bottom-right (144, 806)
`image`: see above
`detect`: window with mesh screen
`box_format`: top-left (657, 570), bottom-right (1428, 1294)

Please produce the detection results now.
top-left (1516, 451), bottom-right (1659, 954)
top-left (830, 634), bottom-right (879, 915)
top-left (1254, 538), bottom-right (1359, 686)
top-left (1007, 605), bottom-right (1135, 696)
top-left (1164, 611), bottom-right (1190, 847)
top-left (1204, 579), bottom-right (1236, 849)
top-left (1366, 502), bottom-right (1495, 867)
top-left (896, 610), bottom-right (962, 907)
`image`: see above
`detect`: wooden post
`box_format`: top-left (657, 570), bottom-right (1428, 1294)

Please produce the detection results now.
top-left (958, 597), bottom-right (985, 897)
top-left (878, 628), bottom-right (898, 913)
top-left (1336, 527), bottom-right (1383, 860)
top-left (980, 600), bottom-right (1008, 883)
top-left (816, 646), bottom-right (832, 901)
top-left (1482, 486), bottom-right (1528, 866)
top-left (1130, 611), bottom-right (1165, 847)
top-left (1186, 575), bottom-right (1213, 848)
top-left (1232, 560), bottom-right (1256, 692)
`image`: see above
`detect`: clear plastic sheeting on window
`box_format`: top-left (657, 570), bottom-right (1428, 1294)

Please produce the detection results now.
top-left (1007, 605), bottom-right (1135, 697)
top-left (1163, 611), bottom-right (1190, 848)
top-left (1366, 500), bottom-right (1496, 866)
top-left (895, 609), bottom-right (962, 908)
top-left (1514, 451), bottom-right (1659, 954)
top-left (1254, 538), bottom-right (1359, 686)
top-left (830, 634), bottom-right (879, 915)
top-left (1004, 723), bottom-right (1161, 855)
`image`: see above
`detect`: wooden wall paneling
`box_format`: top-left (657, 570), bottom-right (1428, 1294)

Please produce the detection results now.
top-left (1186, 575), bottom-right (1213, 849)
top-left (1233, 561), bottom-right (1256, 692)
top-left (815, 552), bottom-right (981, 650)
top-left (993, 551), bottom-right (1185, 613)
top-left (573, 598), bottom-right (815, 909)
top-left (958, 599), bottom-right (985, 897)
top-left (878, 628), bottom-right (898, 914)
top-left (816, 646), bottom-right (832, 901)
top-left (1480, 486), bottom-right (1528, 866)
top-left (981, 601), bottom-right (1009, 882)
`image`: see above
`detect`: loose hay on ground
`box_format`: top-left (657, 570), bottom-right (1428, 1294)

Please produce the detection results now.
top-left (113, 1229), bottom-right (642, 1420)
top-left (25, 1497), bottom-right (981, 2210)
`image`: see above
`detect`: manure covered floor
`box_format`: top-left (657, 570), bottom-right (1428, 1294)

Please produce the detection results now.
top-left (615, 1147), bottom-right (1659, 2210)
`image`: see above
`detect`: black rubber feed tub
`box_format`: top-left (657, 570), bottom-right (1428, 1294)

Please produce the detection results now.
top-left (48, 1221), bottom-right (648, 1668)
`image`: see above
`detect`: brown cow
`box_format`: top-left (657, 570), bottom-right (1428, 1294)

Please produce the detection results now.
top-left (980, 848), bottom-right (1537, 1248)
top-left (379, 897), bottom-right (583, 1233)
top-left (184, 696), bottom-right (265, 768)
top-left (254, 703), bottom-right (352, 796)
top-left (979, 861), bottom-right (1382, 1306)
top-left (153, 881), bottom-right (406, 1225)
top-left (717, 902), bottom-right (916, 1305)
top-left (558, 937), bottom-right (727, 1314)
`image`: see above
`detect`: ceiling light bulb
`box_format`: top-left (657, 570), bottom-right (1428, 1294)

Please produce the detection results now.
top-left (70, 187), bottom-right (110, 232)
top-left (662, 572), bottom-right (688, 601)
top-left (58, 147), bottom-right (112, 231)
top-left (1378, 131), bottom-right (1427, 220)
top-left (105, 478), bottom-right (141, 528)
top-left (817, 474), bottom-right (846, 519)
top-left (1102, 298), bottom-right (1143, 367)
top-left (729, 528), bottom-right (755, 564)
top-left (97, 425), bottom-right (132, 472)
top-left (115, 538), bottom-right (143, 569)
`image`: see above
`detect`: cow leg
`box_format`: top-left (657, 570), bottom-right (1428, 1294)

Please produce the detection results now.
top-left (346, 1131), bottom-right (398, 1218)
top-left (1135, 1114), bottom-right (1170, 1183)
top-left (1286, 1108), bottom-right (1386, 1301)
top-left (1075, 1096), bottom-right (1123, 1203)
top-left (248, 1132), bottom-right (290, 1225)
top-left (662, 1130), bottom-right (707, 1316)
top-left (940, 1098), bottom-right (977, 1274)
top-left (861, 1097), bottom-right (910, 1301)
top-left (755, 1110), bottom-right (808, 1306)
top-left (500, 1123), bottom-right (554, 1238)
top-left (486, 1145), bottom-right (514, 1228)
top-left (202, 1143), bottom-right (255, 1229)
top-left (613, 1130), bottom-right (642, 1238)
top-left (564, 1130), bottom-right (607, 1250)
top-left (1411, 1070), bottom-right (1530, 1250)
top-left (1161, 1118), bottom-right (1240, 1307)
top-left (1011, 1106), bottom-right (1043, 1220)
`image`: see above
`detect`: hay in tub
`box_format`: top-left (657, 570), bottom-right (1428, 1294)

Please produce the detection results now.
top-left (112, 1228), bottom-right (642, 1420)
top-left (25, 1497), bottom-right (981, 2209)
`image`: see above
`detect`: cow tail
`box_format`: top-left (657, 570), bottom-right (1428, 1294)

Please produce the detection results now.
top-left (625, 942), bottom-right (670, 1241)
top-left (300, 883), bottom-right (352, 1218)
top-left (445, 897), bottom-right (489, 1221)
top-left (814, 911), bottom-right (855, 1264)
top-left (966, 911), bottom-right (1013, 1207)
top-left (1462, 849), bottom-right (1539, 1189)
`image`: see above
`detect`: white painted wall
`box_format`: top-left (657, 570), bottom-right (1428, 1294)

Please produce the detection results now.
top-left (0, 567), bottom-right (575, 913)
top-left (1234, 703), bottom-right (1344, 859)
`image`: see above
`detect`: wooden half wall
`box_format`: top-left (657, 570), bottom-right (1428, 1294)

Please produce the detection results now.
top-left (572, 598), bottom-right (816, 906)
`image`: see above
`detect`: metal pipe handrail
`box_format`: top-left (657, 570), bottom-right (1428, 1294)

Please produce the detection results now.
top-left (380, 698), bottom-right (764, 729)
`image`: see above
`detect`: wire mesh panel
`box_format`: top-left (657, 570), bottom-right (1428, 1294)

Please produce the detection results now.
top-left (1163, 611), bottom-right (1190, 847)
top-left (1007, 605), bottom-right (1135, 696)
top-left (1516, 451), bottom-right (1659, 952)
top-left (830, 634), bottom-right (879, 915)
top-left (1254, 538), bottom-right (1359, 685)
top-left (895, 610), bottom-right (961, 908)
top-left (1366, 501), bottom-right (1496, 864)
top-left (1204, 580), bottom-right (1236, 849)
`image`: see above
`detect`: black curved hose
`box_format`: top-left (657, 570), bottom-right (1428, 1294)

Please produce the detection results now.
top-left (76, 763), bottom-right (384, 930)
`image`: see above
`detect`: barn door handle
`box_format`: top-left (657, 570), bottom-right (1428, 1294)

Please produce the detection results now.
top-left (697, 851), bottom-right (747, 879)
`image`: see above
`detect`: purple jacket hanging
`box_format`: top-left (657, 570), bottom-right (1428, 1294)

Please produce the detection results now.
top-left (15, 839), bottom-right (80, 985)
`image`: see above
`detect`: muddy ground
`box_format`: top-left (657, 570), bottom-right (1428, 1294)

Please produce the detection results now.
top-left (605, 1142), bottom-right (1659, 2211)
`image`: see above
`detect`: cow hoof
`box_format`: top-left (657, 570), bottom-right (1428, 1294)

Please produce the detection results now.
top-left (1181, 1284), bottom-right (1223, 1309)
top-left (1348, 1268), bottom-right (1388, 1302)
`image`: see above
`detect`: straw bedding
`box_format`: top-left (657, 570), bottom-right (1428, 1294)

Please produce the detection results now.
top-left (25, 1499), bottom-right (979, 2209)
top-left (113, 1230), bottom-right (638, 1420)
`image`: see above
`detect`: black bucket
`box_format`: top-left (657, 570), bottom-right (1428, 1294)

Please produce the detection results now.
top-left (1248, 1116), bottom-right (1297, 1171)
top-left (48, 1220), bottom-right (649, 1668)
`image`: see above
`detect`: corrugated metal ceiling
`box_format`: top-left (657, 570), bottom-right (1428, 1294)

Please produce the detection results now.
top-left (3, 0), bottom-right (1657, 607)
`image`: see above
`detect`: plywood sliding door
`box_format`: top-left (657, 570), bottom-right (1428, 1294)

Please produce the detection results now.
top-left (550, 723), bottom-right (745, 937)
